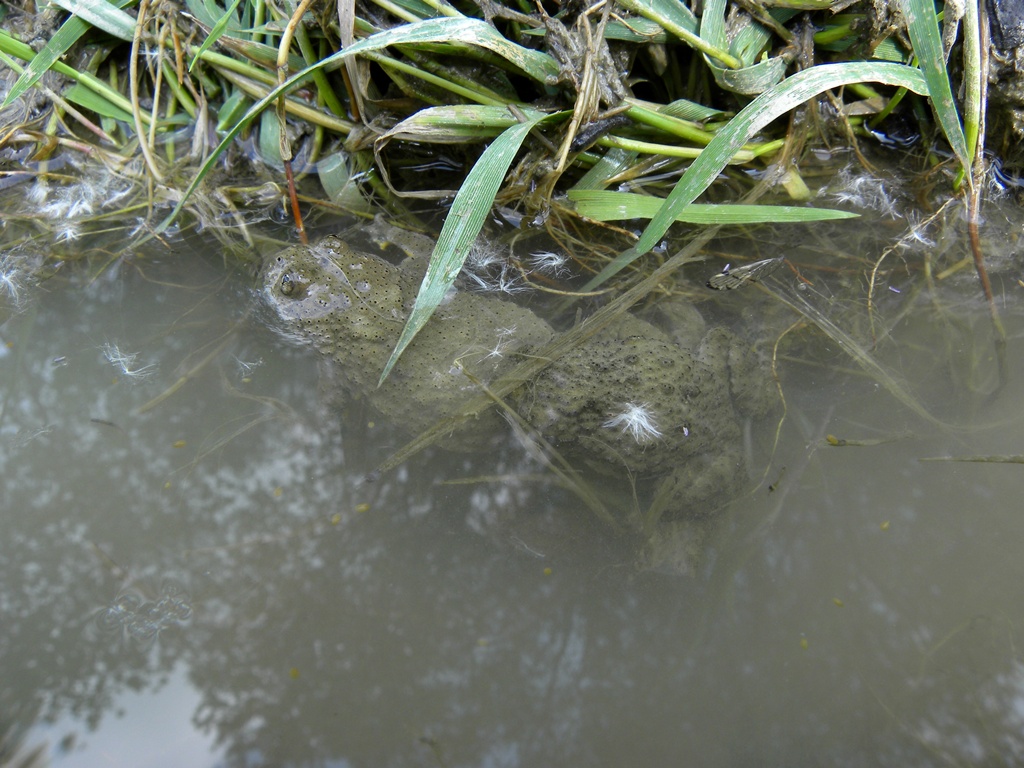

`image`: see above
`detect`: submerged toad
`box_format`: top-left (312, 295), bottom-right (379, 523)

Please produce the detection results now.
top-left (261, 233), bottom-right (776, 519)
top-left (262, 235), bottom-right (554, 448)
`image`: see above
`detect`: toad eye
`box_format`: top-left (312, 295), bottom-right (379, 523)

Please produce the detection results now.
top-left (279, 273), bottom-right (307, 297)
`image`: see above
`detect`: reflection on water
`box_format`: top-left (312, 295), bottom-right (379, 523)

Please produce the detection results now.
top-left (3, 201), bottom-right (1024, 767)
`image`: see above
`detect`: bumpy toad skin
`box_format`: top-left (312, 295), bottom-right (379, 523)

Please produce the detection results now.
top-left (262, 236), bottom-right (776, 516)
top-left (517, 319), bottom-right (775, 512)
top-left (262, 236), bottom-right (554, 445)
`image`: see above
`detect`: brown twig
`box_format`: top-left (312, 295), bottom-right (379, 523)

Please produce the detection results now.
top-left (276, 0), bottom-right (316, 243)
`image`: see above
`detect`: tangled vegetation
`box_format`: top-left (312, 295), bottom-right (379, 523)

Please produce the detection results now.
top-left (0, 0), bottom-right (990, 374)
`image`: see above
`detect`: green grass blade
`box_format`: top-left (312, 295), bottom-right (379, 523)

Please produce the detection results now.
top-left (194, 40), bottom-right (306, 75)
top-left (154, 65), bottom-right (320, 235)
top-left (714, 57), bottom-right (787, 95)
top-left (188, 0), bottom-right (244, 72)
top-left (660, 98), bottom-right (723, 121)
top-left (873, 38), bottom-right (908, 62)
top-left (900, 0), bottom-right (969, 168)
top-left (1, 0), bottom-right (136, 108)
top-left (582, 61), bottom-right (930, 290)
top-left (959, 0), bottom-right (981, 163)
top-left (0, 28), bottom-right (39, 61)
top-left (603, 18), bottom-right (670, 43)
top-left (0, 27), bottom-right (148, 124)
top-left (378, 109), bottom-right (561, 385)
top-left (624, 100), bottom-right (716, 145)
top-left (569, 190), bottom-right (859, 223)
top-left (571, 147), bottom-right (637, 191)
top-left (215, 88), bottom-right (249, 130)
top-left (155, 21), bottom-right (548, 234)
top-left (362, 49), bottom-right (508, 106)
top-left (381, 104), bottom-right (547, 142)
top-left (522, 16), bottom-right (672, 43)
top-left (700, 0), bottom-right (786, 93)
top-left (63, 82), bottom-right (136, 122)
top-left (185, 0), bottom-right (239, 29)
top-left (318, 151), bottom-right (372, 211)
top-left (619, 0), bottom-right (699, 35)
top-left (342, 17), bottom-right (560, 83)
top-left (615, 0), bottom-right (743, 67)
top-left (48, 0), bottom-right (137, 42)
top-left (700, 0), bottom-right (730, 67)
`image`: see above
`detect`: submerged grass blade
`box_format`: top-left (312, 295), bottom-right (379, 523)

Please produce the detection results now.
top-left (569, 190), bottom-right (858, 223)
top-left (762, 274), bottom-right (944, 428)
top-left (459, 366), bottom-right (618, 529)
top-left (920, 455), bottom-right (1024, 464)
top-left (582, 61), bottom-right (930, 290)
top-left (378, 109), bottom-right (562, 385)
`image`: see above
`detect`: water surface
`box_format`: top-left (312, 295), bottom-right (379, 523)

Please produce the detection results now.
top-left (3, 195), bottom-right (1024, 767)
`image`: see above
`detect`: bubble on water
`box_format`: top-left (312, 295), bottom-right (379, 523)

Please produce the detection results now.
top-left (159, 578), bottom-right (189, 599)
top-left (159, 595), bottom-right (193, 622)
top-left (126, 616), bottom-right (159, 642)
top-left (95, 592), bottom-right (140, 634)
top-left (138, 600), bottom-right (163, 623)
top-left (158, 579), bottom-right (193, 622)
top-left (113, 592), bottom-right (142, 612)
top-left (94, 582), bottom-right (191, 645)
top-left (96, 606), bottom-right (127, 633)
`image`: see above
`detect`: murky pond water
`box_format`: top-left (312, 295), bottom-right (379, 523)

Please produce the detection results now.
top-left (3, 186), bottom-right (1024, 767)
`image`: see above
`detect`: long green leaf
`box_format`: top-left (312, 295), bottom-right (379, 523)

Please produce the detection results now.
top-left (1, 0), bottom-right (137, 109)
top-left (188, 0), bottom-right (244, 72)
top-left (342, 17), bottom-right (560, 83)
top-left (900, 0), bottom-right (969, 168)
top-left (571, 147), bottom-right (637, 191)
top-left (63, 82), bottom-right (135, 122)
top-left (959, 0), bottom-right (981, 163)
top-left (715, 57), bottom-right (787, 95)
top-left (615, 0), bottom-right (744, 67)
top-left (618, 0), bottom-right (699, 35)
top-left (48, 0), bottom-right (137, 41)
top-left (155, 21), bottom-right (545, 234)
top-left (0, 27), bottom-right (148, 124)
top-left (660, 98), bottom-right (723, 122)
top-left (582, 61), bottom-right (931, 290)
top-left (185, 0), bottom-right (245, 30)
top-left (378, 110), bottom-right (562, 385)
top-left (380, 104), bottom-right (545, 143)
top-left (700, 0), bottom-right (786, 94)
top-left (569, 190), bottom-right (858, 223)
top-left (700, 0), bottom-right (730, 67)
